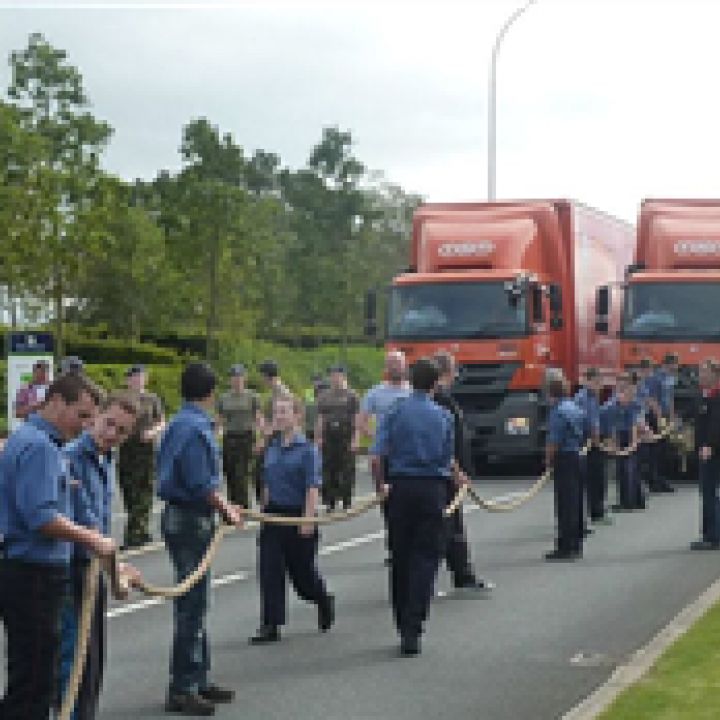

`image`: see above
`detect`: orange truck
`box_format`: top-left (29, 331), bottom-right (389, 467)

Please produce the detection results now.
top-left (367, 200), bottom-right (634, 466)
top-left (596, 199), bottom-right (720, 475)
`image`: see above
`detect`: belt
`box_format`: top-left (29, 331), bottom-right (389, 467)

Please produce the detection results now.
top-left (165, 499), bottom-right (214, 516)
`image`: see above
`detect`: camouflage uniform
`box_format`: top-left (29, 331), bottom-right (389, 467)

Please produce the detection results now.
top-left (218, 388), bottom-right (260, 507)
top-left (118, 391), bottom-right (163, 547)
top-left (317, 387), bottom-right (359, 509)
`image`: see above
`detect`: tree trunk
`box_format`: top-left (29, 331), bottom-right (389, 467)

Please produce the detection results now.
top-left (53, 263), bottom-right (64, 363)
top-left (205, 226), bottom-right (220, 362)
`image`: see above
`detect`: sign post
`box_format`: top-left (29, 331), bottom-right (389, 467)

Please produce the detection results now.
top-left (6, 331), bottom-right (54, 434)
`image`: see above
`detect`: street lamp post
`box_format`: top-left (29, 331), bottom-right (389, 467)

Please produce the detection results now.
top-left (488, 0), bottom-right (538, 201)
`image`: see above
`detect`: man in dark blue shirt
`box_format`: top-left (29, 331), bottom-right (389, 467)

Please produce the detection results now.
top-left (58, 392), bottom-right (141, 720)
top-left (371, 357), bottom-right (454, 657)
top-left (0, 374), bottom-right (116, 720)
top-left (545, 376), bottom-right (585, 561)
top-left (575, 368), bottom-right (606, 525)
top-left (157, 363), bottom-right (243, 717)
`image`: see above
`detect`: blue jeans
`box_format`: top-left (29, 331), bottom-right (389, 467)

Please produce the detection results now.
top-left (161, 504), bottom-right (215, 695)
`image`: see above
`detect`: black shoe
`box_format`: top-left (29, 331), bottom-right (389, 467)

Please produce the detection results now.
top-left (453, 577), bottom-right (495, 592)
top-left (611, 504), bottom-right (632, 513)
top-left (690, 540), bottom-right (720, 551)
top-left (249, 625), bottom-right (281, 645)
top-left (318, 594), bottom-right (335, 632)
top-left (165, 691), bottom-right (215, 716)
top-left (658, 485), bottom-right (675, 494)
top-left (400, 635), bottom-right (421, 657)
top-left (199, 684), bottom-right (235, 704)
top-left (544, 549), bottom-right (576, 561)
top-left (582, 527), bottom-right (593, 538)
top-left (384, 555), bottom-right (392, 567)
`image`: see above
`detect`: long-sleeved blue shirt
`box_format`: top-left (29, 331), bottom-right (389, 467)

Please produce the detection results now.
top-left (0, 413), bottom-right (71, 565)
top-left (574, 386), bottom-right (601, 439)
top-left (264, 433), bottom-right (321, 508)
top-left (64, 431), bottom-right (113, 560)
top-left (547, 398), bottom-right (585, 452)
top-left (371, 391), bottom-right (453, 478)
top-left (157, 403), bottom-right (220, 512)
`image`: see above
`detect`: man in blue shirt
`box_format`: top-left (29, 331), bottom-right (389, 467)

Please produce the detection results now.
top-left (545, 376), bottom-right (585, 561)
top-left (575, 368), bottom-right (606, 526)
top-left (608, 374), bottom-right (646, 512)
top-left (655, 353), bottom-right (679, 493)
top-left (371, 357), bottom-right (454, 657)
top-left (359, 351), bottom-right (410, 565)
top-left (158, 363), bottom-right (243, 717)
top-left (0, 374), bottom-right (116, 720)
top-left (58, 392), bottom-right (141, 720)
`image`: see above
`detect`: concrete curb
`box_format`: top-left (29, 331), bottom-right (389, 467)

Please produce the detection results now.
top-left (562, 569), bottom-right (720, 719)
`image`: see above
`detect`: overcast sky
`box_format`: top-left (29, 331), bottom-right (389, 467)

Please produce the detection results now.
top-left (0, 0), bottom-right (718, 221)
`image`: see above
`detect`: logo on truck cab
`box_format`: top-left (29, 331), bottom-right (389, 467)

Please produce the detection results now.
top-left (674, 241), bottom-right (720, 255)
top-left (438, 241), bottom-right (495, 257)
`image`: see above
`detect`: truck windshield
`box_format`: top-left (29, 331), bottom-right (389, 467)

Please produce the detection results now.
top-left (623, 281), bottom-right (720, 339)
top-left (388, 281), bottom-right (528, 340)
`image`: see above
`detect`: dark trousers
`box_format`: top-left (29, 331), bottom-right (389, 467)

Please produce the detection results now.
top-left (0, 559), bottom-right (67, 720)
top-left (584, 447), bottom-right (606, 520)
top-left (161, 505), bottom-right (215, 695)
top-left (699, 457), bottom-right (720, 543)
top-left (553, 452), bottom-right (581, 555)
top-left (258, 506), bottom-right (329, 627)
top-left (57, 564), bottom-right (106, 720)
top-left (322, 428), bottom-right (355, 508)
top-left (222, 432), bottom-right (254, 507)
top-left (118, 440), bottom-right (155, 546)
top-left (616, 454), bottom-right (643, 509)
top-left (387, 476), bottom-right (446, 638)
top-left (443, 478), bottom-right (475, 584)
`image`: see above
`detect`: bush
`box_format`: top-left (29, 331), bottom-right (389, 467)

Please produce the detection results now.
top-left (84, 364), bottom-right (183, 415)
top-left (65, 338), bottom-right (179, 365)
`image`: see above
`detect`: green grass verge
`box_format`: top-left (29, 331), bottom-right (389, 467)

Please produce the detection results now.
top-left (599, 599), bottom-right (720, 720)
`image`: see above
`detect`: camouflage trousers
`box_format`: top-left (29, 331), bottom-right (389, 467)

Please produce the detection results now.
top-left (118, 440), bottom-right (155, 547)
top-left (322, 431), bottom-right (356, 509)
top-left (222, 432), bottom-right (254, 508)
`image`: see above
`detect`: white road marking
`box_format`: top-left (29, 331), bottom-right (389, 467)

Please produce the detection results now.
top-left (106, 528), bottom-right (386, 620)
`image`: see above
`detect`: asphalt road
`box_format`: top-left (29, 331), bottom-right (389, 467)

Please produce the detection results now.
top-left (3, 464), bottom-right (719, 720)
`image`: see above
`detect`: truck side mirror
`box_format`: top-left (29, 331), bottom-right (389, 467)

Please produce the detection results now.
top-left (364, 289), bottom-right (378, 339)
top-left (548, 284), bottom-right (563, 329)
top-left (595, 285), bottom-right (610, 333)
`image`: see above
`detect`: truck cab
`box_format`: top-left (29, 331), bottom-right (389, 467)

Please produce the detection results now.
top-left (375, 201), bottom-right (632, 467)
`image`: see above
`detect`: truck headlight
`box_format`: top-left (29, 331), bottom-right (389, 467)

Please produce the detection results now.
top-left (506, 417), bottom-right (531, 435)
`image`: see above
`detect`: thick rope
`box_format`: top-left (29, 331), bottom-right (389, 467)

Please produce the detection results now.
top-left (467, 469), bottom-right (553, 513)
top-left (58, 557), bottom-right (101, 720)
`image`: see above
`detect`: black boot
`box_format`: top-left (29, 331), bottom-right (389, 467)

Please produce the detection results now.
top-left (318, 594), bottom-right (335, 632)
top-left (249, 625), bottom-right (281, 645)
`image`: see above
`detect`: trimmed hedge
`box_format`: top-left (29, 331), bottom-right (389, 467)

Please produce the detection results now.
top-left (65, 338), bottom-right (179, 365)
top-left (0, 341), bottom-right (384, 435)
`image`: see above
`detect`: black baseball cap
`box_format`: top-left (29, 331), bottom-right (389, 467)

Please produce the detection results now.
top-left (229, 364), bottom-right (246, 377)
top-left (126, 364), bottom-right (146, 378)
top-left (258, 360), bottom-right (279, 378)
top-left (328, 364), bottom-right (347, 374)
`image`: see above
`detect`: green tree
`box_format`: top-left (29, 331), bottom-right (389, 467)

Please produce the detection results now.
top-left (6, 32), bottom-right (112, 358)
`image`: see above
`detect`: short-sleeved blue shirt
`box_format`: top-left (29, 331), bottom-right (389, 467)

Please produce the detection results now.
top-left (360, 383), bottom-right (411, 425)
top-left (574, 386), bottom-right (601, 439)
top-left (263, 433), bottom-right (321, 508)
top-left (64, 432), bottom-right (113, 560)
top-left (0, 413), bottom-right (71, 565)
top-left (157, 403), bottom-right (220, 512)
top-left (547, 398), bottom-right (584, 452)
top-left (371, 391), bottom-right (453, 478)
top-left (606, 399), bottom-right (644, 445)
top-left (599, 397), bottom-right (617, 438)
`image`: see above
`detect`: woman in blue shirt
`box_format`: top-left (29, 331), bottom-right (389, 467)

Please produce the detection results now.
top-left (250, 395), bottom-right (335, 645)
